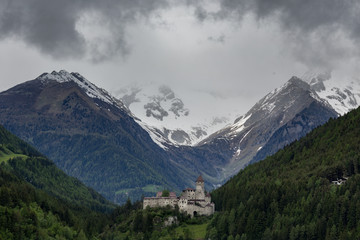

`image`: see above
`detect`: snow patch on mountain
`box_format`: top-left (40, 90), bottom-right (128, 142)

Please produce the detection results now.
top-left (228, 114), bottom-right (252, 136)
top-left (302, 71), bottom-right (360, 115)
top-left (135, 119), bottom-right (169, 150)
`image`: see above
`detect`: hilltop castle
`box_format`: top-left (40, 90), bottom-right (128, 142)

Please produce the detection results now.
top-left (143, 176), bottom-right (215, 217)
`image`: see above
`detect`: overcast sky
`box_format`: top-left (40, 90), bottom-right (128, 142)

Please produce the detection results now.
top-left (1, 0), bottom-right (360, 115)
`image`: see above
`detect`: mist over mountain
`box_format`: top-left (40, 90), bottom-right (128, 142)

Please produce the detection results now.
top-left (113, 82), bottom-right (235, 146)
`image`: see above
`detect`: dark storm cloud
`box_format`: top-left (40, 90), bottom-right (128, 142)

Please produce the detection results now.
top-left (2, 0), bottom-right (359, 68)
top-left (0, 0), bottom-right (168, 61)
top-left (197, 0), bottom-right (360, 69)
top-left (210, 0), bottom-right (359, 34)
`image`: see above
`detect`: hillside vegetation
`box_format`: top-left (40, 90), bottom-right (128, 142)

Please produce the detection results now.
top-left (209, 107), bottom-right (360, 239)
top-left (102, 202), bottom-right (210, 240)
top-left (0, 125), bottom-right (115, 213)
top-left (0, 123), bottom-right (209, 239)
top-left (0, 124), bottom-right (117, 238)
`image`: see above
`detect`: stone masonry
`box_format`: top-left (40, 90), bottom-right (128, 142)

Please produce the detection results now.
top-left (143, 176), bottom-right (215, 217)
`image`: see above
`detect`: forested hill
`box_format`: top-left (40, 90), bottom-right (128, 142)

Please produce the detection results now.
top-left (0, 124), bottom-right (115, 212)
top-left (208, 107), bottom-right (360, 240)
top-left (0, 124), bottom-right (117, 238)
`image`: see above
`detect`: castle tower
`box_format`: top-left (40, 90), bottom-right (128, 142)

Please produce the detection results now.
top-left (195, 175), bottom-right (205, 199)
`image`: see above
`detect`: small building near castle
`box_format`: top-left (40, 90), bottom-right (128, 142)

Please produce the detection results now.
top-left (143, 176), bottom-right (215, 217)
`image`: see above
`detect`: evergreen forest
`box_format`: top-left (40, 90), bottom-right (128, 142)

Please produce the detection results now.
top-left (208, 107), bottom-right (360, 239)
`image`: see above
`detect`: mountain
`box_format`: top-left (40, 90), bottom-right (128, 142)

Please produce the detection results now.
top-left (113, 83), bottom-right (233, 146)
top-left (114, 74), bottom-right (359, 188)
top-left (0, 124), bottom-right (114, 238)
top-left (0, 70), bottom-right (193, 204)
top-left (187, 76), bottom-right (338, 183)
top-left (2, 70), bottom-right (358, 204)
top-left (208, 106), bottom-right (360, 239)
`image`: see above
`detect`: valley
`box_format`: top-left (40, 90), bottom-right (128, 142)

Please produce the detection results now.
top-left (2, 76), bottom-right (360, 239)
top-left (2, 1), bottom-right (360, 239)
top-left (1, 70), bottom-right (359, 204)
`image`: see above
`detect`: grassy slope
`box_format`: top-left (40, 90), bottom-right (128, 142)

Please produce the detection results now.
top-left (0, 147), bottom-right (27, 163)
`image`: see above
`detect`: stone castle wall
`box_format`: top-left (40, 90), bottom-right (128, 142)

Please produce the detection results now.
top-left (143, 197), bottom-right (178, 209)
top-left (143, 176), bottom-right (215, 217)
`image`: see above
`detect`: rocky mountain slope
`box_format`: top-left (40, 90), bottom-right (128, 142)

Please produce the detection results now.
top-left (0, 70), bottom-right (198, 203)
top-left (193, 76), bottom-right (339, 181)
top-left (114, 73), bottom-right (360, 183)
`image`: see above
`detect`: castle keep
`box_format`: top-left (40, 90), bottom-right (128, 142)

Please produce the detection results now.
top-left (143, 176), bottom-right (215, 217)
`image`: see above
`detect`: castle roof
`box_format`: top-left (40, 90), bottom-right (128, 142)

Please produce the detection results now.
top-left (156, 191), bottom-right (177, 198)
top-left (196, 175), bottom-right (204, 183)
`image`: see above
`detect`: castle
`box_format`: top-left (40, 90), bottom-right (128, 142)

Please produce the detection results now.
top-left (143, 176), bottom-right (215, 217)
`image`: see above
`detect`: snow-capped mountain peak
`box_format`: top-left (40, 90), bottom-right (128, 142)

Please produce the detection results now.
top-left (37, 70), bottom-right (127, 111)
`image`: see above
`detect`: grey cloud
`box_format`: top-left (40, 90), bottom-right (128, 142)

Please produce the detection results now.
top-left (207, 34), bottom-right (225, 44)
top-left (214, 0), bottom-right (359, 34)
top-left (197, 0), bottom-right (360, 69)
top-left (0, 0), bottom-right (86, 58)
top-left (2, 0), bottom-right (359, 68)
top-left (0, 0), bottom-right (168, 61)
top-left (194, 5), bottom-right (208, 22)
